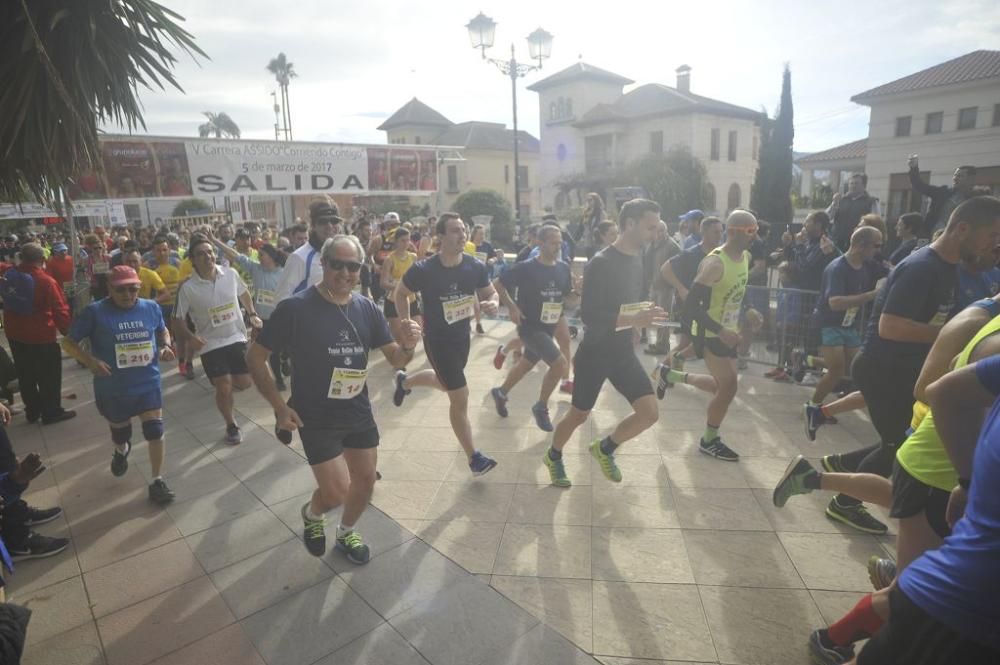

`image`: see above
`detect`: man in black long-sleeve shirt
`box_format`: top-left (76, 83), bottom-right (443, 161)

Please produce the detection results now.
top-left (908, 156), bottom-right (977, 236)
top-left (542, 199), bottom-right (667, 488)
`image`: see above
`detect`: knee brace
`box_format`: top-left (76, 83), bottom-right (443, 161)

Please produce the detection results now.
top-left (110, 422), bottom-right (133, 445)
top-left (142, 418), bottom-right (165, 442)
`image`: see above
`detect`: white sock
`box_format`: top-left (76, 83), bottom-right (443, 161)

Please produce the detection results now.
top-left (304, 504), bottom-right (324, 521)
top-left (115, 442), bottom-right (129, 454)
top-left (152, 475), bottom-right (162, 482)
top-left (337, 524), bottom-right (354, 537)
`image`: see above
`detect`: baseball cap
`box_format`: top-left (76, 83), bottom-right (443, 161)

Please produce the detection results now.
top-left (52, 243), bottom-right (68, 252)
top-left (309, 200), bottom-right (340, 223)
top-left (679, 210), bottom-right (705, 222)
top-left (383, 212), bottom-right (400, 223)
top-left (109, 265), bottom-right (141, 287)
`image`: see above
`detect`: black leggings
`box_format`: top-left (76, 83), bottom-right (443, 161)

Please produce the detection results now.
top-left (836, 352), bottom-right (923, 506)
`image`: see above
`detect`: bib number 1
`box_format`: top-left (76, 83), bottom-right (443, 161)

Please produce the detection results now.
top-left (328, 367), bottom-right (368, 399)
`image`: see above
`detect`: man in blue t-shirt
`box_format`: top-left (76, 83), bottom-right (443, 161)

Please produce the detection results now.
top-left (491, 225), bottom-right (573, 433)
top-left (247, 235), bottom-right (420, 564)
top-left (392, 213), bottom-right (501, 477)
top-left (62, 266), bottom-right (176, 505)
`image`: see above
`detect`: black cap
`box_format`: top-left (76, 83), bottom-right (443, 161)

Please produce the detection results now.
top-left (309, 201), bottom-right (340, 224)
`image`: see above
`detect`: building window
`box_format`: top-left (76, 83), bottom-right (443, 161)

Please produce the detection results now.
top-left (556, 143), bottom-right (567, 162)
top-left (727, 130), bottom-right (738, 161)
top-left (650, 131), bottom-right (663, 154)
top-left (517, 165), bottom-right (529, 188)
top-left (925, 112), bottom-right (943, 135)
top-left (752, 134), bottom-right (758, 161)
top-left (447, 165), bottom-right (458, 192)
top-left (565, 99), bottom-right (572, 117)
top-left (895, 116), bottom-right (911, 137)
top-left (549, 102), bottom-right (557, 121)
top-left (704, 183), bottom-right (716, 212)
top-left (710, 128), bottom-right (720, 161)
top-left (958, 106), bottom-right (978, 130)
top-left (994, 104), bottom-right (1000, 127)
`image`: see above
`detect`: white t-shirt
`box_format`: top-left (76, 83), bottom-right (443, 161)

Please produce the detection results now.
top-left (275, 242), bottom-right (324, 302)
top-left (174, 265), bottom-right (249, 354)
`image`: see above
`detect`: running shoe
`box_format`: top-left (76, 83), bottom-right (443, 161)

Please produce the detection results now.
top-left (8, 533), bottom-right (70, 561)
top-left (542, 451), bottom-right (571, 487)
top-left (393, 369), bottom-right (410, 407)
top-left (225, 423), bottom-right (243, 446)
top-left (772, 455), bottom-right (816, 507)
top-left (490, 387), bottom-right (509, 418)
top-left (699, 437), bottom-right (740, 462)
top-left (867, 555), bottom-right (896, 591)
top-left (826, 497), bottom-right (888, 534)
top-left (469, 451), bottom-right (498, 476)
top-left (111, 441), bottom-right (131, 477)
top-left (655, 363), bottom-right (672, 400)
top-left (808, 629), bottom-right (854, 665)
top-left (771, 368), bottom-right (793, 383)
top-left (791, 349), bottom-right (807, 383)
top-left (531, 402), bottom-right (553, 432)
top-left (476, 323), bottom-right (485, 335)
top-left (301, 503), bottom-right (327, 556)
top-left (589, 440), bottom-right (622, 482)
top-left (24, 506), bottom-right (62, 527)
top-left (183, 361), bottom-right (195, 380)
top-left (804, 404), bottom-right (829, 442)
top-left (559, 379), bottom-right (574, 394)
top-left (148, 478), bottom-right (176, 505)
top-left (764, 366), bottom-right (784, 378)
top-left (493, 345), bottom-right (507, 370)
top-left (336, 530), bottom-right (371, 565)
top-left (821, 454), bottom-right (847, 473)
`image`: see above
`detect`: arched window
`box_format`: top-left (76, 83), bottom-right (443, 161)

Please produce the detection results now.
top-left (727, 183), bottom-right (742, 211)
top-left (704, 183), bottom-right (716, 212)
top-left (556, 97), bottom-right (566, 119)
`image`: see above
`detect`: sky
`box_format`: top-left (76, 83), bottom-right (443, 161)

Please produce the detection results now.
top-left (116, 0), bottom-right (1000, 153)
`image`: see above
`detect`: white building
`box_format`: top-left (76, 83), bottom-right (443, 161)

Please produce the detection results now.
top-left (526, 62), bottom-right (762, 214)
top-left (798, 50), bottom-right (1000, 222)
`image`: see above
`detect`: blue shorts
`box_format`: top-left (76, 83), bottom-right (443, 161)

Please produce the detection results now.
top-left (821, 326), bottom-right (861, 348)
top-left (96, 386), bottom-right (163, 423)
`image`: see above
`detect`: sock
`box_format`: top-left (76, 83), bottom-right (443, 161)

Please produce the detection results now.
top-left (599, 436), bottom-right (618, 456)
top-left (827, 594), bottom-right (884, 646)
top-left (672, 351), bottom-right (685, 364)
top-left (336, 524), bottom-right (353, 538)
top-left (667, 369), bottom-right (687, 385)
top-left (808, 400), bottom-right (820, 408)
top-left (548, 447), bottom-right (562, 461)
top-left (115, 442), bottom-right (129, 454)
top-left (821, 405), bottom-right (832, 417)
top-left (152, 475), bottom-right (162, 482)
top-left (806, 355), bottom-right (820, 368)
top-left (803, 470), bottom-right (822, 490)
top-left (703, 424), bottom-right (720, 442)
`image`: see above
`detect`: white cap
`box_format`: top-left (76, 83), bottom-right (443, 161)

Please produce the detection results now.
top-left (383, 212), bottom-right (400, 223)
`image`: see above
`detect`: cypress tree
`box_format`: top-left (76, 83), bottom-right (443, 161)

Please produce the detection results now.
top-left (751, 65), bottom-right (794, 224)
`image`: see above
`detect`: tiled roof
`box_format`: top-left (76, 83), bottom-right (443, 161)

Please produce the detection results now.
top-left (526, 62), bottom-right (634, 92)
top-left (852, 50), bottom-right (1000, 103)
top-left (574, 83), bottom-right (762, 127)
top-left (795, 139), bottom-right (867, 165)
top-left (432, 122), bottom-right (539, 153)
top-left (377, 98), bottom-right (452, 130)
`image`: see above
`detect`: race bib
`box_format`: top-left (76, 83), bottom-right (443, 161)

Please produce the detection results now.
top-left (616, 302), bottom-right (652, 331)
top-left (256, 290), bottom-right (276, 306)
top-left (930, 305), bottom-right (951, 327)
top-left (328, 367), bottom-right (368, 399)
top-left (93, 261), bottom-right (110, 274)
top-left (540, 301), bottom-right (563, 324)
top-left (442, 295), bottom-right (476, 324)
top-left (475, 252), bottom-right (488, 264)
top-left (115, 341), bottom-right (154, 368)
top-left (209, 301), bottom-right (239, 327)
top-left (841, 307), bottom-right (858, 327)
top-left (721, 304), bottom-right (740, 330)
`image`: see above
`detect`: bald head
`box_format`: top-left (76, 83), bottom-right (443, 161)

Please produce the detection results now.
top-left (19, 242), bottom-right (45, 265)
top-left (850, 226), bottom-right (882, 249)
top-left (726, 210), bottom-right (757, 229)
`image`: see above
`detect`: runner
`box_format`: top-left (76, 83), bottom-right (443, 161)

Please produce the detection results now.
top-left (379, 227), bottom-right (422, 345)
top-left (247, 235), bottom-right (420, 562)
top-left (275, 200), bottom-right (340, 301)
top-left (61, 266), bottom-right (176, 504)
top-left (122, 250), bottom-right (171, 306)
top-left (144, 236), bottom-right (181, 353)
top-left (392, 213), bottom-right (501, 475)
top-left (173, 236), bottom-right (262, 445)
top-left (490, 224), bottom-right (573, 432)
top-left (543, 199), bottom-right (666, 487)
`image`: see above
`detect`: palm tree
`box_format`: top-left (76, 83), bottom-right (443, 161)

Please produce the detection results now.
top-left (198, 111), bottom-right (241, 139)
top-left (266, 52), bottom-right (297, 140)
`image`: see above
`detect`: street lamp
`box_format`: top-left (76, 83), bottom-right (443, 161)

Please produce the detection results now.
top-left (466, 13), bottom-right (552, 222)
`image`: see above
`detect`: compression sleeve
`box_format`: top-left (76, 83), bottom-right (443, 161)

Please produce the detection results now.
top-left (683, 282), bottom-right (722, 334)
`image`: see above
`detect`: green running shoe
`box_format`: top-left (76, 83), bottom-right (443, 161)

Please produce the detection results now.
top-left (301, 503), bottom-right (327, 557)
top-left (590, 440), bottom-right (622, 483)
top-left (336, 530), bottom-right (371, 565)
top-left (543, 451), bottom-right (571, 487)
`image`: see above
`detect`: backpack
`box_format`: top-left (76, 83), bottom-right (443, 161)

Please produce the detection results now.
top-left (0, 269), bottom-right (35, 315)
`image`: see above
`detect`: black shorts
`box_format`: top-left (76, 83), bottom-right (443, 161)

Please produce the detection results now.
top-left (701, 336), bottom-right (738, 359)
top-left (383, 299), bottom-right (421, 319)
top-left (298, 425), bottom-right (379, 466)
top-left (424, 334), bottom-right (471, 391)
top-left (200, 342), bottom-right (249, 380)
top-left (858, 586), bottom-right (1000, 665)
top-left (889, 460), bottom-right (952, 539)
top-left (520, 327), bottom-right (562, 365)
top-left (572, 341), bottom-right (653, 411)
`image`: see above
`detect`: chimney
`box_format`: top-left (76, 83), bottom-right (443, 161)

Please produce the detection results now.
top-left (676, 65), bottom-right (691, 93)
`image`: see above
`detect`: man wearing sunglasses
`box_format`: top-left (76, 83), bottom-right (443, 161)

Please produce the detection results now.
top-left (174, 238), bottom-right (262, 445)
top-left (62, 266), bottom-right (177, 504)
top-left (392, 213), bottom-right (501, 476)
top-left (247, 235), bottom-right (420, 563)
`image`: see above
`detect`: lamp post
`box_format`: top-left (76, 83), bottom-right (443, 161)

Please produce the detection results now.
top-left (270, 91), bottom-right (282, 141)
top-left (466, 13), bottom-right (552, 223)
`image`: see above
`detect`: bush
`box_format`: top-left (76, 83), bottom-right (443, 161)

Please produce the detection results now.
top-left (171, 198), bottom-right (213, 217)
top-left (453, 189), bottom-right (514, 247)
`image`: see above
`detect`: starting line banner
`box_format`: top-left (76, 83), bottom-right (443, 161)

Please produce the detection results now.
top-left (67, 135), bottom-right (441, 201)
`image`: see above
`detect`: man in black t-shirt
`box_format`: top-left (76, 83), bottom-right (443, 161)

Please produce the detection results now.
top-left (392, 213), bottom-right (501, 476)
top-left (822, 196), bottom-right (1000, 535)
top-left (247, 235), bottom-right (420, 563)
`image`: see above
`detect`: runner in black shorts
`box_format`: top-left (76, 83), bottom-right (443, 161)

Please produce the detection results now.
top-left (247, 234), bottom-right (420, 563)
top-left (491, 225), bottom-right (574, 433)
top-left (392, 213), bottom-right (501, 476)
top-left (545, 199), bottom-right (666, 487)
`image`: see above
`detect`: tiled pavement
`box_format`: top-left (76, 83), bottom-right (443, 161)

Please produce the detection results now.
top-left (8, 321), bottom-right (895, 665)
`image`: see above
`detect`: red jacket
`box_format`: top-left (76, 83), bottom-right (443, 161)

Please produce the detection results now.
top-left (3, 264), bottom-right (71, 344)
top-left (45, 254), bottom-right (75, 286)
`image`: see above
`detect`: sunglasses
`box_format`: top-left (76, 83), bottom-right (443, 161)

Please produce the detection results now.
top-left (113, 285), bottom-right (140, 294)
top-left (325, 259), bottom-right (363, 273)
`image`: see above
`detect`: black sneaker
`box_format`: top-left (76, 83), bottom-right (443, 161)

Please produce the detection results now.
top-left (821, 454), bottom-right (847, 473)
top-left (148, 479), bottom-right (176, 505)
top-left (25, 506), bottom-right (62, 527)
top-left (275, 424), bottom-right (293, 445)
top-left (699, 437), bottom-right (739, 462)
top-left (225, 423), bottom-right (243, 445)
top-left (804, 404), bottom-right (828, 442)
top-left (301, 503), bottom-right (327, 557)
top-left (826, 497), bottom-right (888, 534)
top-left (42, 409), bottom-right (76, 425)
top-left (475, 322), bottom-right (485, 335)
top-left (808, 629), bottom-right (854, 665)
top-left (655, 363), bottom-right (672, 400)
top-left (8, 533), bottom-right (70, 561)
top-left (335, 530), bottom-right (371, 564)
top-left (393, 370), bottom-right (410, 407)
top-left (111, 441), bottom-right (132, 477)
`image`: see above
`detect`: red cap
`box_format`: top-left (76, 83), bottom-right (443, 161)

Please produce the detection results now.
top-left (109, 265), bottom-right (141, 287)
